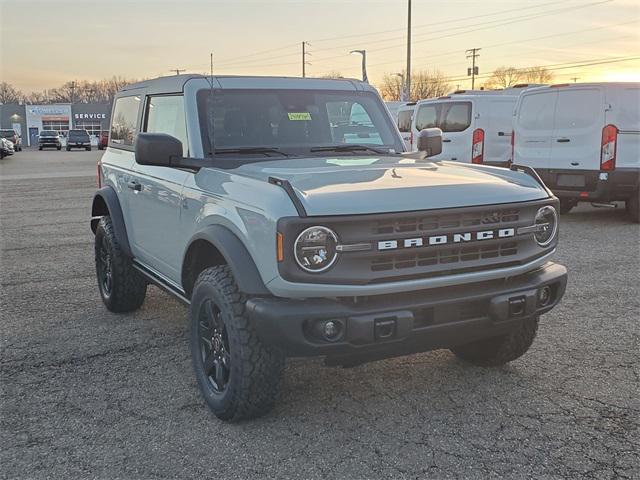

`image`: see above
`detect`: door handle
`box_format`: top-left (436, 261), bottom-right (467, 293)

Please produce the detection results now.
top-left (556, 138), bottom-right (570, 143)
top-left (442, 139), bottom-right (452, 143)
top-left (127, 181), bottom-right (142, 191)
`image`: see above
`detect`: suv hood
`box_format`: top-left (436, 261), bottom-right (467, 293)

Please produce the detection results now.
top-left (233, 156), bottom-right (549, 216)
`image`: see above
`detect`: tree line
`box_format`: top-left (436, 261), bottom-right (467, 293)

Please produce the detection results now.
top-left (0, 66), bottom-right (553, 105)
top-left (0, 77), bottom-right (140, 105)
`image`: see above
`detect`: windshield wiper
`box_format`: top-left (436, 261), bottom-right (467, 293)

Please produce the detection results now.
top-left (212, 147), bottom-right (290, 157)
top-left (309, 144), bottom-right (391, 154)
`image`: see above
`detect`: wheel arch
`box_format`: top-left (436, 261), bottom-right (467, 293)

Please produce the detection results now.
top-left (181, 225), bottom-right (269, 298)
top-left (91, 186), bottom-right (132, 257)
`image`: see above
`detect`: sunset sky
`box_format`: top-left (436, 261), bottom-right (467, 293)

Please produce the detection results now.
top-left (1, 0), bottom-right (639, 93)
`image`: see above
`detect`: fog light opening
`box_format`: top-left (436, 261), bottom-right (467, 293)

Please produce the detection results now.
top-left (538, 286), bottom-right (552, 307)
top-left (314, 319), bottom-right (344, 342)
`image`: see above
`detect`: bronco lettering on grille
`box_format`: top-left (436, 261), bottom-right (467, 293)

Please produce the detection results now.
top-left (377, 228), bottom-right (515, 251)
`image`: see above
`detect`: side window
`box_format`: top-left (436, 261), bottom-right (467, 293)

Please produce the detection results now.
top-left (397, 110), bottom-right (413, 133)
top-left (518, 92), bottom-right (556, 130)
top-left (144, 95), bottom-right (188, 155)
top-left (440, 103), bottom-right (471, 132)
top-left (554, 89), bottom-right (601, 130)
top-left (415, 105), bottom-right (438, 131)
top-left (110, 95), bottom-right (141, 147)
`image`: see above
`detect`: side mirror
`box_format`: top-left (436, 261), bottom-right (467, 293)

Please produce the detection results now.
top-left (417, 128), bottom-right (443, 157)
top-left (135, 133), bottom-right (183, 167)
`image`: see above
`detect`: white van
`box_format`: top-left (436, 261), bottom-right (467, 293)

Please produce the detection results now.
top-left (513, 82), bottom-right (639, 220)
top-left (396, 102), bottom-right (415, 150)
top-left (409, 85), bottom-right (538, 166)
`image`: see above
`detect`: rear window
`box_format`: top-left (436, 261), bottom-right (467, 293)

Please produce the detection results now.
top-left (619, 88), bottom-right (640, 130)
top-left (397, 110), bottom-right (413, 132)
top-left (111, 95), bottom-right (141, 147)
top-left (40, 131), bottom-right (58, 136)
top-left (415, 102), bottom-right (471, 132)
top-left (0, 130), bottom-right (15, 137)
top-left (518, 92), bottom-right (556, 130)
top-left (69, 130), bottom-right (88, 135)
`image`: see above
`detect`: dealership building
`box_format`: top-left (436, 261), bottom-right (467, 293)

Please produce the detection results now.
top-left (0, 102), bottom-right (112, 146)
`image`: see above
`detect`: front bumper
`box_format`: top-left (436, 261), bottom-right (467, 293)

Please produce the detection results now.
top-left (247, 262), bottom-right (567, 359)
top-left (536, 168), bottom-right (639, 202)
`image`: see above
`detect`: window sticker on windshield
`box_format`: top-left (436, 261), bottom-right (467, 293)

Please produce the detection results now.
top-left (287, 112), bottom-right (311, 121)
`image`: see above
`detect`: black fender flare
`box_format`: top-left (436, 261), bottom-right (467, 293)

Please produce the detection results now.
top-left (185, 225), bottom-right (269, 296)
top-left (91, 186), bottom-right (132, 257)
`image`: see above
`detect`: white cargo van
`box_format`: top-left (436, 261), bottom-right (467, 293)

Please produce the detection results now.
top-left (409, 86), bottom-right (538, 166)
top-left (513, 82), bottom-right (639, 221)
top-left (396, 102), bottom-right (415, 150)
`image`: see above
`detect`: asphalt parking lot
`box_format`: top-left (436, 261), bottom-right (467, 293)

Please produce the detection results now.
top-left (1, 149), bottom-right (639, 479)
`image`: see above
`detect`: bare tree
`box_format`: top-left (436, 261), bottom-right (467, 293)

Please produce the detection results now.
top-left (522, 66), bottom-right (554, 84)
top-left (319, 71), bottom-right (344, 79)
top-left (379, 70), bottom-right (451, 101)
top-left (482, 66), bottom-right (522, 89)
top-left (0, 82), bottom-right (23, 104)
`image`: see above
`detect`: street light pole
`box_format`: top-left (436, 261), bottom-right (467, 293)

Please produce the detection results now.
top-left (349, 50), bottom-right (368, 83)
top-left (406, 0), bottom-right (412, 101)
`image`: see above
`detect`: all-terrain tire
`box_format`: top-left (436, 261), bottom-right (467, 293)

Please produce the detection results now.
top-left (451, 316), bottom-right (539, 366)
top-left (66, 146), bottom-right (70, 151)
top-left (94, 216), bottom-right (147, 312)
top-left (626, 190), bottom-right (639, 223)
top-left (56, 146), bottom-right (61, 150)
top-left (38, 146), bottom-right (43, 151)
top-left (190, 266), bottom-right (284, 421)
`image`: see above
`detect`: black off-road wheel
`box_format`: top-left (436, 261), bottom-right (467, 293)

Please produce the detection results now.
top-left (38, 146), bottom-right (43, 151)
top-left (626, 190), bottom-right (639, 223)
top-left (451, 316), bottom-right (539, 367)
top-left (559, 198), bottom-right (576, 215)
top-left (94, 216), bottom-right (147, 312)
top-left (190, 266), bottom-right (284, 422)
top-left (56, 146), bottom-right (61, 150)
top-left (66, 146), bottom-right (71, 151)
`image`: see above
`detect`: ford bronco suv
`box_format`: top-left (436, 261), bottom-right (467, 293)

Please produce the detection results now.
top-left (91, 75), bottom-right (567, 421)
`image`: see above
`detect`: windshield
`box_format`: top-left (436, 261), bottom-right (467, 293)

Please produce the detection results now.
top-left (197, 89), bottom-right (403, 156)
top-left (69, 130), bottom-right (89, 137)
top-left (40, 131), bottom-right (58, 137)
top-left (0, 130), bottom-right (15, 138)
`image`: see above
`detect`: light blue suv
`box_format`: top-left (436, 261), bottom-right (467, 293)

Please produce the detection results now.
top-left (91, 75), bottom-right (567, 421)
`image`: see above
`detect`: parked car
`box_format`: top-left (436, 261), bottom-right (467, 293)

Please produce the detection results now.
top-left (38, 130), bottom-right (62, 150)
top-left (409, 85), bottom-right (541, 167)
top-left (513, 82), bottom-right (640, 221)
top-left (0, 129), bottom-right (22, 151)
top-left (1, 137), bottom-right (15, 158)
top-left (91, 74), bottom-right (567, 421)
top-left (98, 131), bottom-right (109, 150)
top-left (396, 102), bottom-right (416, 150)
top-left (67, 129), bottom-right (92, 151)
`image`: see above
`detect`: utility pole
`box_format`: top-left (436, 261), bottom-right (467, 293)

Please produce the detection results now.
top-left (466, 48), bottom-right (481, 89)
top-left (170, 68), bottom-right (186, 75)
top-left (570, 77), bottom-right (580, 83)
top-left (406, 0), bottom-right (412, 101)
top-left (302, 41), bottom-right (311, 77)
top-left (69, 81), bottom-right (77, 104)
top-left (210, 53), bottom-right (214, 77)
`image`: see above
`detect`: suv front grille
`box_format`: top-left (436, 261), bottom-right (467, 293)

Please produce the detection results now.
top-left (371, 242), bottom-right (518, 272)
top-left (373, 209), bottom-right (520, 235)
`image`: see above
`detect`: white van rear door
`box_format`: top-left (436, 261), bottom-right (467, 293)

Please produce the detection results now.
top-left (612, 86), bottom-right (640, 169)
top-left (414, 101), bottom-right (473, 161)
top-left (484, 98), bottom-right (516, 166)
top-left (514, 90), bottom-right (557, 169)
top-left (550, 87), bottom-right (604, 171)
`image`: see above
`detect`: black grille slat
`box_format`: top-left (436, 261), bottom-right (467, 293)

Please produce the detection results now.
top-left (373, 209), bottom-right (520, 235)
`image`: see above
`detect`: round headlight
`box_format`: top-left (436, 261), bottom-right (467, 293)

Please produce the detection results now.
top-left (294, 226), bottom-right (338, 273)
top-left (534, 206), bottom-right (558, 246)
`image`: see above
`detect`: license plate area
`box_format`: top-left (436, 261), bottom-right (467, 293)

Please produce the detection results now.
top-left (556, 174), bottom-right (585, 187)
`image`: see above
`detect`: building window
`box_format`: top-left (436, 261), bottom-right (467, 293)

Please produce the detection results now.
top-left (75, 121), bottom-right (102, 136)
top-left (42, 120), bottom-right (70, 136)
